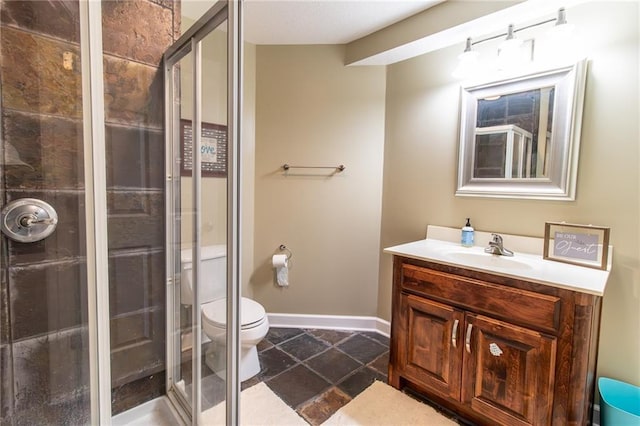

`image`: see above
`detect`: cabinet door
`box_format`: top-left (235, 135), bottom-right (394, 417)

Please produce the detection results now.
top-left (462, 313), bottom-right (557, 426)
top-left (399, 294), bottom-right (465, 400)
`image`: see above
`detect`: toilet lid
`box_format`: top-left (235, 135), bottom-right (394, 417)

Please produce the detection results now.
top-left (202, 297), bottom-right (266, 329)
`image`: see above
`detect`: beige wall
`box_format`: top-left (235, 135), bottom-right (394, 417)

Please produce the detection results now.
top-left (252, 45), bottom-right (386, 315)
top-left (378, 1), bottom-right (640, 387)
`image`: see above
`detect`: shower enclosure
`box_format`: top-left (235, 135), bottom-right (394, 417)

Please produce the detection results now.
top-left (0, 0), bottom-right (242, 424)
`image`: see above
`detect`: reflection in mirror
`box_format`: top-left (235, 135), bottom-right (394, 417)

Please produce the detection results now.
top-left (457, 60), bottom-right (587, 200)
top-left (474, 87), bottom-right (554, 179)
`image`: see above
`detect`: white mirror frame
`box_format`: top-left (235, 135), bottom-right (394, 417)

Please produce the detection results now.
top-left (456, 59), bottom-right (588, 200)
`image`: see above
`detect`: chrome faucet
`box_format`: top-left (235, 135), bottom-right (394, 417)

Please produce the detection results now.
top-left (485, 233), bottom-right (514, 257)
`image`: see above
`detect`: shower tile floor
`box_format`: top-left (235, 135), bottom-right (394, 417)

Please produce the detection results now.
top-left (198, 327), bottom-right (389, 425)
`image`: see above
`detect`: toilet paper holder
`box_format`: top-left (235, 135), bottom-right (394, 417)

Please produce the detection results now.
top-left (278, 244), bottom-right (293, 260)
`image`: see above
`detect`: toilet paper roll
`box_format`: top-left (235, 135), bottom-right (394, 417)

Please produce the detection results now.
top-left (272, 254), bottom-right (289, 287)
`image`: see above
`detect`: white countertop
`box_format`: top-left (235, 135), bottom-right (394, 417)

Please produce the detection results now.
top-left (384, 238), bottom-right (611, 296)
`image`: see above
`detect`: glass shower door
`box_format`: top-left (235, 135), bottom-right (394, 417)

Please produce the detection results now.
top-left (165, 1), bottom-right (242, 423)
top-left (0, 1), bottom-right (95, 423)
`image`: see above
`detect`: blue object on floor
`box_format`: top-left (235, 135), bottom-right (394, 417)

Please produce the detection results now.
top-left (599, 377), bottom-right (640, 425)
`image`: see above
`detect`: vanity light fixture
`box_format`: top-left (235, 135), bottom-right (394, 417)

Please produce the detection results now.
top-left (453, 7), bottom-right (574, 78)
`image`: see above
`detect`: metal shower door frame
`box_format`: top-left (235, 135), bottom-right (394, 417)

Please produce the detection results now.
top-left (78, 1), bottom-right (112, 423)
top-left (163, 1), bottom-right (243, 424)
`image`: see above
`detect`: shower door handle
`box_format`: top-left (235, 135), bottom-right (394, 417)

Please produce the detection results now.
top-left (1, 198), bottom-right (58, 243)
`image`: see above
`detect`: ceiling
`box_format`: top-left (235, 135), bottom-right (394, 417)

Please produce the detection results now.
top-left (181, 0), bottom-right (443, 45)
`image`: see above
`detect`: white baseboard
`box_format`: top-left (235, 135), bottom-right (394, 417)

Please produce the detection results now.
top-left (267, 313), bottom-right (390, 337)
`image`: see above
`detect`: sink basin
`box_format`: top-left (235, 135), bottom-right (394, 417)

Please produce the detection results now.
top-left (443, 250), bottom-right (533, 271)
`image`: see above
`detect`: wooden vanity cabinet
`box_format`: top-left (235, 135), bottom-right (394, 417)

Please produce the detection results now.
top-left (389, 256), bottom-right (602, 426)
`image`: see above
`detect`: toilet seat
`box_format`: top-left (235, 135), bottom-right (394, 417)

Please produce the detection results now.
top-left (202, 297), bottom-right (266, 330)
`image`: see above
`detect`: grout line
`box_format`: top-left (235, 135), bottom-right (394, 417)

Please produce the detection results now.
top-left (303, 329), bottom-right (355, 346)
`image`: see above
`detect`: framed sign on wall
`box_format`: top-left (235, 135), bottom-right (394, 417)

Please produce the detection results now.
top-left (180, 119), bottom-right (227, 177)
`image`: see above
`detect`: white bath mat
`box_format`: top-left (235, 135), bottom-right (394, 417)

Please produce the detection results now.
top-left (322, 381), bottom-right (457, 425)
top-left (201, 382), bottom-right (307, 425)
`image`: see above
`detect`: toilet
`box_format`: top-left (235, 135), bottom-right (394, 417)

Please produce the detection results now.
top-left (180, 245), bottom-right (269, 381)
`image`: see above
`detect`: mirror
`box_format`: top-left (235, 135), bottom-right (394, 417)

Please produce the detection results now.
top-left (456, 60), bottom-right (587, 200)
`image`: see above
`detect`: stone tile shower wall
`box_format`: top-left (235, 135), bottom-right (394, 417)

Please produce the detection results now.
top-left (0, 0), bottom-right (178, 422)
top-left (101, 0), bottom-right (178, 414)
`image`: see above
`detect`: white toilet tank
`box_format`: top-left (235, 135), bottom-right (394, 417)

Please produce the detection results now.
top-left (180, 245), bottom-right (226, 305)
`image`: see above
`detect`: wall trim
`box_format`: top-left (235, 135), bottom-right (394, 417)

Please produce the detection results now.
top-left (267, 313), bottom-right (391, 337)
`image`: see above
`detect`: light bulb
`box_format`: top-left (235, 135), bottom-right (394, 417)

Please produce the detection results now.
top-left (458, 37), bottom-right (479, 61)
top-left (499, 24), bottom-right (523, 52)
top-left (453, 37), bottom-right (480, 79)
top-left (547, 7), bottom-right (575, 39)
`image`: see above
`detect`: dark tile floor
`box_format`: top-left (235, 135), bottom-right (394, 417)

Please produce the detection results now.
top-left (191, 328), bottom-right (461, 425)
top-left (192, 327), bottom-right (389, 424)
top-left (243, 327), bottom-right (390, 425)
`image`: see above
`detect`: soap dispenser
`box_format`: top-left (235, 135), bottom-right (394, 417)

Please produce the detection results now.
top-left (461, 218), bottom-right (474, 247)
